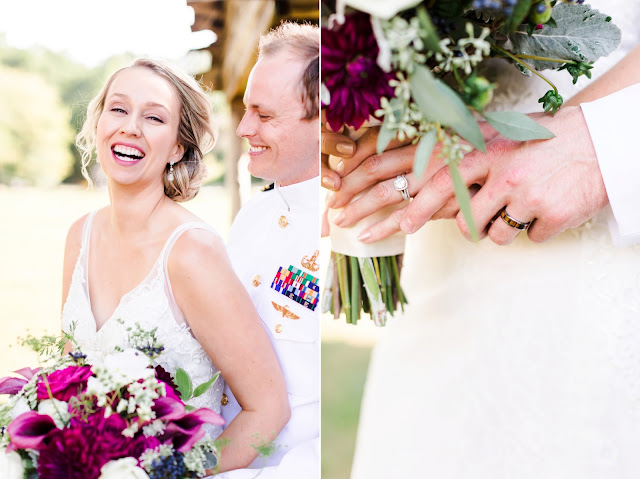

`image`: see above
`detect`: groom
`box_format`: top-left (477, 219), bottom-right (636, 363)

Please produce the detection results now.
top-left (220, 22), bottom-right (320, 478)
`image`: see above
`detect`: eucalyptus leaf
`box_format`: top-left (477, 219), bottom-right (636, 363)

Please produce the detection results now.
top-left (508, 3), bottom-right (621, 70)
top-left (192, 371), bottom-right (220, 398)
top-left (413, 130), bottom-right (437, 179)
top-left (449, 163), bottom-right (478, 242)
top-left (503, 0), bottom-right (532, 32)
top-left (409, 64), bottom-right (486, 152)
top-left (483, 111), bottom-right (555, 141)
top-left (175, 368), bottom-right (193, 400)
top-left (377, 113), bottom-right (397, 154)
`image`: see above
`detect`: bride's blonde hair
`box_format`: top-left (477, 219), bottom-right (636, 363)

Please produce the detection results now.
top-left (76, 58), bottom-right (215, 202)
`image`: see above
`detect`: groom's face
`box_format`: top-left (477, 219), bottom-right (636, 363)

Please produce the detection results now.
top-left (237, 49), bottom-right (319, 186)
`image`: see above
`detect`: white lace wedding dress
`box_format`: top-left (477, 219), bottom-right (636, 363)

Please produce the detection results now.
top-left (61, 210), bottom-right (224, 438)
top-left (351, 2), bottom-right (640, 477)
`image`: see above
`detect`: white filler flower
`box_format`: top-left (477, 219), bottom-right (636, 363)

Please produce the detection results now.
top-left (99, 458), bottom-right (150, 479)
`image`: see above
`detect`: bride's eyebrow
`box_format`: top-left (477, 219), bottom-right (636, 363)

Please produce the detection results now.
top-left (107, 93), bottom-right (171, 114)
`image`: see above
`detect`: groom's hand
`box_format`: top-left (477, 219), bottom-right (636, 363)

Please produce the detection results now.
top-left (394, 105), bottom-right (608, 244)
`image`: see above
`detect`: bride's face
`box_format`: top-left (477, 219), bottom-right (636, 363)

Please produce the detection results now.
top-left (96, 67), bottom-right (184, 190)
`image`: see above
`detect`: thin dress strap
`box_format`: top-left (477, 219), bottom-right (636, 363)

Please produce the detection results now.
top-left (161, 222), bottom-right (220, 326)
top-left (79, 211), bottom-right (98, 298)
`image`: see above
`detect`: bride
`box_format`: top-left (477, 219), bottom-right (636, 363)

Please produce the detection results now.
top-left (323, 1), bottom-right (640, 477)
top-left (61, 58), bottom-right (289, 473)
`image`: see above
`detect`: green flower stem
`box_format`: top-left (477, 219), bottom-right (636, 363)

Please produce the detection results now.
top-left (515, 54), bottom-right (576, 64)
top-left (359, 257), bottom-right (387, 326)
top-left (491, 44), bottom-right (559, 93)
top-left (349, 255), bottom-right (361, 324)
top-left (452, 65), bottom-right (466, 90)
top-left (390, 254), bottom-right (406, 312)
top-left (335, 253), bottom-right (351, 323)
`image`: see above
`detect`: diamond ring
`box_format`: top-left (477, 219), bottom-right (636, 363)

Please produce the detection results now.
top-left (394, 175), bottom-right (411, 201)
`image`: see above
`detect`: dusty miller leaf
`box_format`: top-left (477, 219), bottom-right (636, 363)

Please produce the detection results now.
top-left (508, 3), bottom-right (621, 70)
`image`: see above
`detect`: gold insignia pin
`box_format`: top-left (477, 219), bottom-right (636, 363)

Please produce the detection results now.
top-left (279, 216), bottom-right (288, 228)
top-left (271, 301), bottom-right (300, 319)
top-left (221, 393), bottom-right (229, 406)
top-left (252, 275), bottom-right (261, 287)
top-left (301, 250), bottom-right (320, 272)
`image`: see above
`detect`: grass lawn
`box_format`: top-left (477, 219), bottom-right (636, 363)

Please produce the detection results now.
top-left (321, 340), bottom-right (372, 479)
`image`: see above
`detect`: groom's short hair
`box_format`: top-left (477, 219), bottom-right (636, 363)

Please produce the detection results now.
top-left (258, 22), bottom-right (319, 120)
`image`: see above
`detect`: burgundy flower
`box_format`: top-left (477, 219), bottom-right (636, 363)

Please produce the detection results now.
top-left (322, 12), bottom-right (396, 130)
top-left (7, 411), bottom-right (57, 452)
top-left (154, 366), bottom-right (182, 402)
top-left (159, 408), bottom-right (225, 453)
top-left (130, 434), bottom-right (162, 460)
top-left (38, 413), bottom-right (136, 479)
top-left (36, 366), bottom-right (92, 402)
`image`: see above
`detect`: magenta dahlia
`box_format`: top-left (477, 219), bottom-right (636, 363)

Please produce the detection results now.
top-left (36, 365), bottom-right (92, 402)
top-left (322, 12), bottom-right (395, 131)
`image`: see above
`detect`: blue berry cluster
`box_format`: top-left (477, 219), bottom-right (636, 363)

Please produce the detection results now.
top-left (148, 452), bottom-right (196, 479)
top-left (562, 0), bottom-right (585, 3)
top-left (138, 343), bottom-right (165, 358)
top-left (472, 0), bottom-right (517, 16)
top-left (68, 351), bottom-right (87, 363)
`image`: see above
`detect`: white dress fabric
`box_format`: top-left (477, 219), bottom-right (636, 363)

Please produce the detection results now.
top-left (351, 2), bottom-right (640, 478)
top-left (61, 211), bottom-right (225, 439)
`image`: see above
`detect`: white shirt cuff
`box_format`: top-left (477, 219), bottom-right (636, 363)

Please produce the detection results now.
top-left (581, 83), bottom-right (640, 245)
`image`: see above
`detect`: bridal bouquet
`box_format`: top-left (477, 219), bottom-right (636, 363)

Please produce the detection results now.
top-left (321, 0), bottom-right (620, 325)
top-left (0, 324), bottom-right (223, 479)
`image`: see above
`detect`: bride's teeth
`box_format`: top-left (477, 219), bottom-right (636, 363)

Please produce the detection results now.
top-left (249, 146), bottom-right (268, 153)
top-left (113, 145), bottom-right (145, 160)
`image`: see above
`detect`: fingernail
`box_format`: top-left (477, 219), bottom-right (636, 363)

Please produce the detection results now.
top-left (321, 176), bottom-right (336, 190)
top-left (333, 211), bottom-right (345, 226)
top-left (357, 231), bottom-right (371, 242)
top-left (336, 142), bottom-right (355, 156)
top-left (326, 192), bottom-right (336, 208)
top-left (400, 217), bottom-right (414, 233)
top-left (336, 160), bottom-right (345, 176)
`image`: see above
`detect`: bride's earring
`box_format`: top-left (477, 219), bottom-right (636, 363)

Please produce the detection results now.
top-left (168, 161), bottom-right (175, 182)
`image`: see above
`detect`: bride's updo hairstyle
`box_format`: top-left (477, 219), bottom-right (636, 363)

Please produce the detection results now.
top-left (76, 58), bottom-right (215, 202)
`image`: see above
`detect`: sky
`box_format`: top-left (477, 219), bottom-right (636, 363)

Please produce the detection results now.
top-left (0, 0), bottom-right (216, 66)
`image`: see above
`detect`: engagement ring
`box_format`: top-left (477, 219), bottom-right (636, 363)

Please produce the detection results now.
top-left (394, 175), bottom-right (411, 201)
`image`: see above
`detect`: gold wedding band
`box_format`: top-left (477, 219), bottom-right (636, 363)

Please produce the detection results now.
top-left (500, 208), bottom-right (531, 231)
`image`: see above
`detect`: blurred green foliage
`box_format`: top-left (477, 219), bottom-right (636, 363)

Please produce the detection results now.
top-left (0, 35), bottom-right (133, 185)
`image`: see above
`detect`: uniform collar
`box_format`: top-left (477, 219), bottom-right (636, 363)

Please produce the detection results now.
top-left (274, 176), bottom-right (319, 212)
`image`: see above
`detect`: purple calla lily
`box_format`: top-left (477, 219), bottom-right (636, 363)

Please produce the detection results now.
top-left (161, 408), bottom-right (225, 452)
top-left (7, 411), bottom-right (57, 451)
top-left (0, 377), bottom-right (28, 395)
top-left (151, 396), bottom-right (186, 422)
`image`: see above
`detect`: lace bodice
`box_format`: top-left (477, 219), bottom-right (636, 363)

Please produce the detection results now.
top-left (61, 211), bottom-right (224, 438)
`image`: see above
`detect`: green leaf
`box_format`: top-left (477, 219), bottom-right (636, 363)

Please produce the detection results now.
top-left (503, 0), bottom-right (533, 32)
top-left (377, 114), bottom-right (396, 155)
top-left (508, 3), bottom-right (621, 70)
top-left (483, 111), bottom-right (555, 141)
top-left (449, 162), bottom-right (478, 242)
top-left (192, 371), bottom-right (220, 398)
top-left (416, 6), bottom-right (441, 53)
top-left (409, 64), bottom-right (486, 152)
top-left (413, 130), bottom-right (437, 179)
top-left (175, 368), bottom-right (193, 400)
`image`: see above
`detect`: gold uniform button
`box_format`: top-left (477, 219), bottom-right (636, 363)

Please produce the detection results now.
top-left (221, 393), bottom-right (229, 406)
top-left (252, 275), bottom-right (261, 287)
top-left (279, 215), bottom-right (288, 228)
top-left (275, 324), bottom-right (283, 333)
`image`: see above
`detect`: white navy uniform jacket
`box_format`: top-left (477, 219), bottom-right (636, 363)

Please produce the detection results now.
top-left (219, 176), bottom-right (320, 478)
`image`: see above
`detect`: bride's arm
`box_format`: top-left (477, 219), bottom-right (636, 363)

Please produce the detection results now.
top-left (169, 229), bottom-right (290, 473)
top-left (61, 215), bottom-right (87, 354)
top-left (566, 43), bottom-right (640, 106)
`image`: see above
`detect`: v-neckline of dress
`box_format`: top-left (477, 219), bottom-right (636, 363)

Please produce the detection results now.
top-left (84, 215), bottom-right (179, 334)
